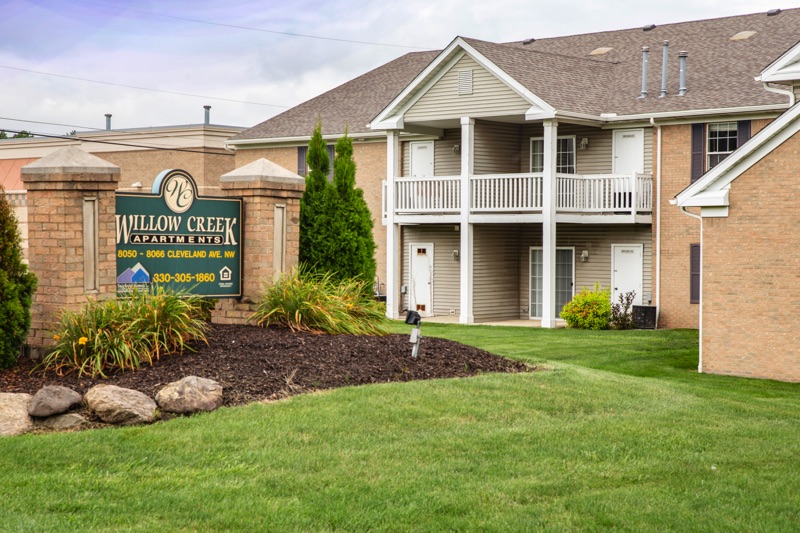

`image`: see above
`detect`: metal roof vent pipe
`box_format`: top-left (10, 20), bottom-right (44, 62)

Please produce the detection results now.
top-left (105, 113), bottom-right (112, 130)
top-left (659, 40), bottom-right (669, 98)
top-left (678, 51), bottom-right (688, 96)
top-left (204, 105), bottom-right (211, 125)
top-left (639, 46), bottom-right (649, 98)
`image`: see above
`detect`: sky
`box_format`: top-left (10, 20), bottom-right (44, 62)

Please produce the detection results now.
top-left (0, 0), bottom-right (794, 136)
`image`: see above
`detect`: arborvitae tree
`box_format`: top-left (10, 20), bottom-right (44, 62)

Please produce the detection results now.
top-left (318, 130), bottom-right (376, 283)
top-left (299, 118), bottom-right (330, 268)
top-left (0, 185), bottom-right (37, 368)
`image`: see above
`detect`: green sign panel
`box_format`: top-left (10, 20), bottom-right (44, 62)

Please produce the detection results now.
top-left (116, 169), bottom-right (242, 297)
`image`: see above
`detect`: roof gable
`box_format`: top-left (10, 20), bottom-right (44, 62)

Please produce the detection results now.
top-left (759, 41), bottom-right (800, 83)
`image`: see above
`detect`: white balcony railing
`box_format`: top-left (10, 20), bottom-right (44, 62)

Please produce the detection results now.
top-left (384, 172), bottom-right (652, 218)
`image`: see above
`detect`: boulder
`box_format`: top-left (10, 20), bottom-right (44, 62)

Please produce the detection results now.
top-left (156, 376), bottom-right (223, 414)
top-left (36, 413), bottom-right (89, 431)
top-left (0, 393), bottom-right (34, 436)
top-left (85, 385), bottom-right (157, 425)
top-left (28, 386), bottom-right (82, 417)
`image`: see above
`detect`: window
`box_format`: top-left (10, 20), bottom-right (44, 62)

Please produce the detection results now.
top-left (706, 122), bottom-right (738, 170)
top-left (691, 121), bottom-right (750, 182)
top-left (530, 137), bottom-right (576, 174)
top-left (297, 145), bottom-right (335, 181)
top-left (530, 247), bottom-right (574, 318)
top-left (690, 244), bottom-right (701, 304)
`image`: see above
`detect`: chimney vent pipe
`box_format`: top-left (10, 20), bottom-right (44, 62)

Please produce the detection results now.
top-left (105, 114), bottom-right (112, 131)
top-left (639, 46), bottom-right (649, 98)
top-left (660, 40), bottom-right (669, 98)
top-left (678, 51), bottom-right (688, 96)
top-left (204, 105), bottom-right (211, 125)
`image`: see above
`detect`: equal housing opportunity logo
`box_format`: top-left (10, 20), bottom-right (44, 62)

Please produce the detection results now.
top-left (115, 169), bottom-right (243, 298)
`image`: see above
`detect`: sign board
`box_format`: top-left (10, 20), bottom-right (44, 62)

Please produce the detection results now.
top-left (116, 169), bottom-right (242, 297)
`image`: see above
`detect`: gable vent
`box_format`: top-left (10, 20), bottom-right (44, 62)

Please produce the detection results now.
top-left (730, 30), bottom-right (757, 41)
top-left (458, 69), bottom-right (473, 95)
top-left (590, 47), bottom-right (613, 55)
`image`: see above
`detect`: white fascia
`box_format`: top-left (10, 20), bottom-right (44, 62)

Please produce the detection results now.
top-left (758, 41), bottom-right (800, 83)
top-left (225, 131), bottom-right (386, 149)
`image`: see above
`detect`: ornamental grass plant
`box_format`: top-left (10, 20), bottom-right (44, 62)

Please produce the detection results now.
top-left (252, 267), bottom-right (389, 335)
top-left (42, 287), bottom-right (208, 378)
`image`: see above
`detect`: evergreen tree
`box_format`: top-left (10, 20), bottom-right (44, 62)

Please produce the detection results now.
top-left (299, 118), bottom-right (330, 268)
top-left (0, 185), bottom-right (37, 368)
top-left (318, 130), bottom-right (376, 283)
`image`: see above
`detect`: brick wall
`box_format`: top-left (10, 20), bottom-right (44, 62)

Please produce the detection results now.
top-left (701, 129), bottom-right (800, 382)
top-left (656, 119), bottom-right (771, 329)
top-left (235, 141), bottom-right (388, 289)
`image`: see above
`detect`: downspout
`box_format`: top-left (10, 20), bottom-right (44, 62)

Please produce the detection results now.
top-left (679, 206), bottom-right (703, 373)
top-left (762, 82), bottom-right (796, 106)
top-left (650, 117), bottom-right (662, 328)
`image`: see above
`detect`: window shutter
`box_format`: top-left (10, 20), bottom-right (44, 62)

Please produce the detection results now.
top-left (297, 146), bottom-right (308, 177)
top-left (691, 123), bottom-right (704, 182)
top-left (690, 244), bottom-right (701, 304)
top-left (737, 120), bottom-right (751, 146)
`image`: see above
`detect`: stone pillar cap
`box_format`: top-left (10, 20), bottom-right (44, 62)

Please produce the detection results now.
top-left (220, 158), bottom-right (304, 186)
top-left (21, 146), bottom-right (120, 175)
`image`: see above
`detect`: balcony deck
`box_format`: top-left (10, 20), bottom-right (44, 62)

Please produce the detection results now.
top-left (383, 173), bottom-right (653, 224)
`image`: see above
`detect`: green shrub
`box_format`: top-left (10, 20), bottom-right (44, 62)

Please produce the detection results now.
top-left (0, 185), bottom-right (37, 369)
top-left (251, 267), bottom-right (389, 335)
top-left (559, 283), bottom-right (611, 330)
top-left (41, 287), bottom-right (208, 378)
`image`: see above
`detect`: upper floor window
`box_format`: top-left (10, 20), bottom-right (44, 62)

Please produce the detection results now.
top-left (530, 137), bottom-right (576, 174)
top-left (297, 145), bottom-right (335, 181)
top-left (706, 122), bottom-right (738, 170)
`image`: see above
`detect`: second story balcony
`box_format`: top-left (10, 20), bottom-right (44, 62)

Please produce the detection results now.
top-left (383, 172), bottom-right (653, 224)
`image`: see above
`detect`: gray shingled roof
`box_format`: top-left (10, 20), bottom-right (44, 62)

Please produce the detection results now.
top-left (234, 9), bottom-right (800, 142)
top-left (230, 51), bottom-right (438, 141)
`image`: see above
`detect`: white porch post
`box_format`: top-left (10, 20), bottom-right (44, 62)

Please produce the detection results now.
top-left (385, 130), bottom-right (401, 319)
top-left (459, 117), bottom-right (474, 324)
top-left (541, 119), bottom-right (558, 328)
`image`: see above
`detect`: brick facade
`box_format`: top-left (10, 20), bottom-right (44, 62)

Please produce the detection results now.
top-left (235, 141), bottom-right (388, 291)
top-left (701, 130), bottom-right (800, 381)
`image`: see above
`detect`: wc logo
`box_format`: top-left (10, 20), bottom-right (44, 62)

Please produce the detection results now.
top-left (163, 172), bottom-right (194, 213)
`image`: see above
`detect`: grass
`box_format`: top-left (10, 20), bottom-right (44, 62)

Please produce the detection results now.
top-left (2, 323), bottom-right (799, 531)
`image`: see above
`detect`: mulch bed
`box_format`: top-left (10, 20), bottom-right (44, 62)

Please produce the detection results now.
top-left (0, 324), bottom-right (533, 408)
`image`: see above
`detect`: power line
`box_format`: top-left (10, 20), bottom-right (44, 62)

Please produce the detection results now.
top-left (0, 65), bottom-right (291, 108)
top-left (0, 128), bottom-right (236, 156)
top-left (71, 0), bottom-right (433, 50)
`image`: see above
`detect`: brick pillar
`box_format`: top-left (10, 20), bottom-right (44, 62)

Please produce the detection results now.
top-left (20, 147), bottom-right (120, 357)
top-left (211, 158), bottom-right (304, 324)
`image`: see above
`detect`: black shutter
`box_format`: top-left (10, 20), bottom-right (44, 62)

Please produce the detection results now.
top-left (297, 146), bottom-right (308, 177)
top-left (690, 244), bottom-right (701, 304)
top-left (691, 123), bottom-right (704, 182)
top-left (737, 120), bottom-right (751, 147)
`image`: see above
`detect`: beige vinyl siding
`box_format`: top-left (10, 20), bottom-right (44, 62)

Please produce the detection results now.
top-left (401, 225), bottom-right (460, 316)
top-left (517, 224), bottom-right (653, 318)
top-left (405, 55), bottom-right (530, 122)
top-left (473, 225), bottom-right (521, 321)
top-left (474, 121), bottom-right (522, 175)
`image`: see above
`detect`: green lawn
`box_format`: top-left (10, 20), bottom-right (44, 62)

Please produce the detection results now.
top-left (2, 324), bottom-right (799, 531)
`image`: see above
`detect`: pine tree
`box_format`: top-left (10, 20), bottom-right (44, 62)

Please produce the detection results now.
top-left (299, 118), bottom-right (330, 268)
top-left (0, 185), bottom-right (37, 368)
top-left (319, 130), bottom-right (376, 283)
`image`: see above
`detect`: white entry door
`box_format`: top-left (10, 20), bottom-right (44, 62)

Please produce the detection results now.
top-left (612, 129), bottom-right (644, 175)
top-left (410, 243), bottom-right (433, 316)
top-left (410, 141), bottom-right (434, 177)
top-left (612, 244), bottom-right (643, 305)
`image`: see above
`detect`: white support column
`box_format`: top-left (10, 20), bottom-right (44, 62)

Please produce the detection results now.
top-left (459, 117), bottom-right (474, 324)
top-left (541, 119), bottom-right (558, 328)
top-left (385, 130), bottom-right (401, 319)
top-left (630, 172), bottom-right (639, 223)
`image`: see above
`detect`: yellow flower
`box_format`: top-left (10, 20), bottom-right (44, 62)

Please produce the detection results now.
top-left (78, 336), bottom-right (88, 345)
top-left (53, 334), bottom-right (60, 341)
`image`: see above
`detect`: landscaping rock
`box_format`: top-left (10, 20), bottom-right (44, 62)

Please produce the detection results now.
top-left (156, 376), bottom-right (223, 414)
top-left (0, 393), bottom-right (34, 436)
top-left (85, 385), bottom-right (157, 425)
top-left (28, 386), bottom-right (82, 417)
top-left (36, 413), bottom-right (89, 431)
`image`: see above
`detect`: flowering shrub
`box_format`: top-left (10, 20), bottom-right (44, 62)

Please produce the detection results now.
top-left (610, 290), bottom-right (636, 330)
top-left (559, 283), bottom-right (612, 330)
top-left (41, 287), bottom-right (208, 378)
